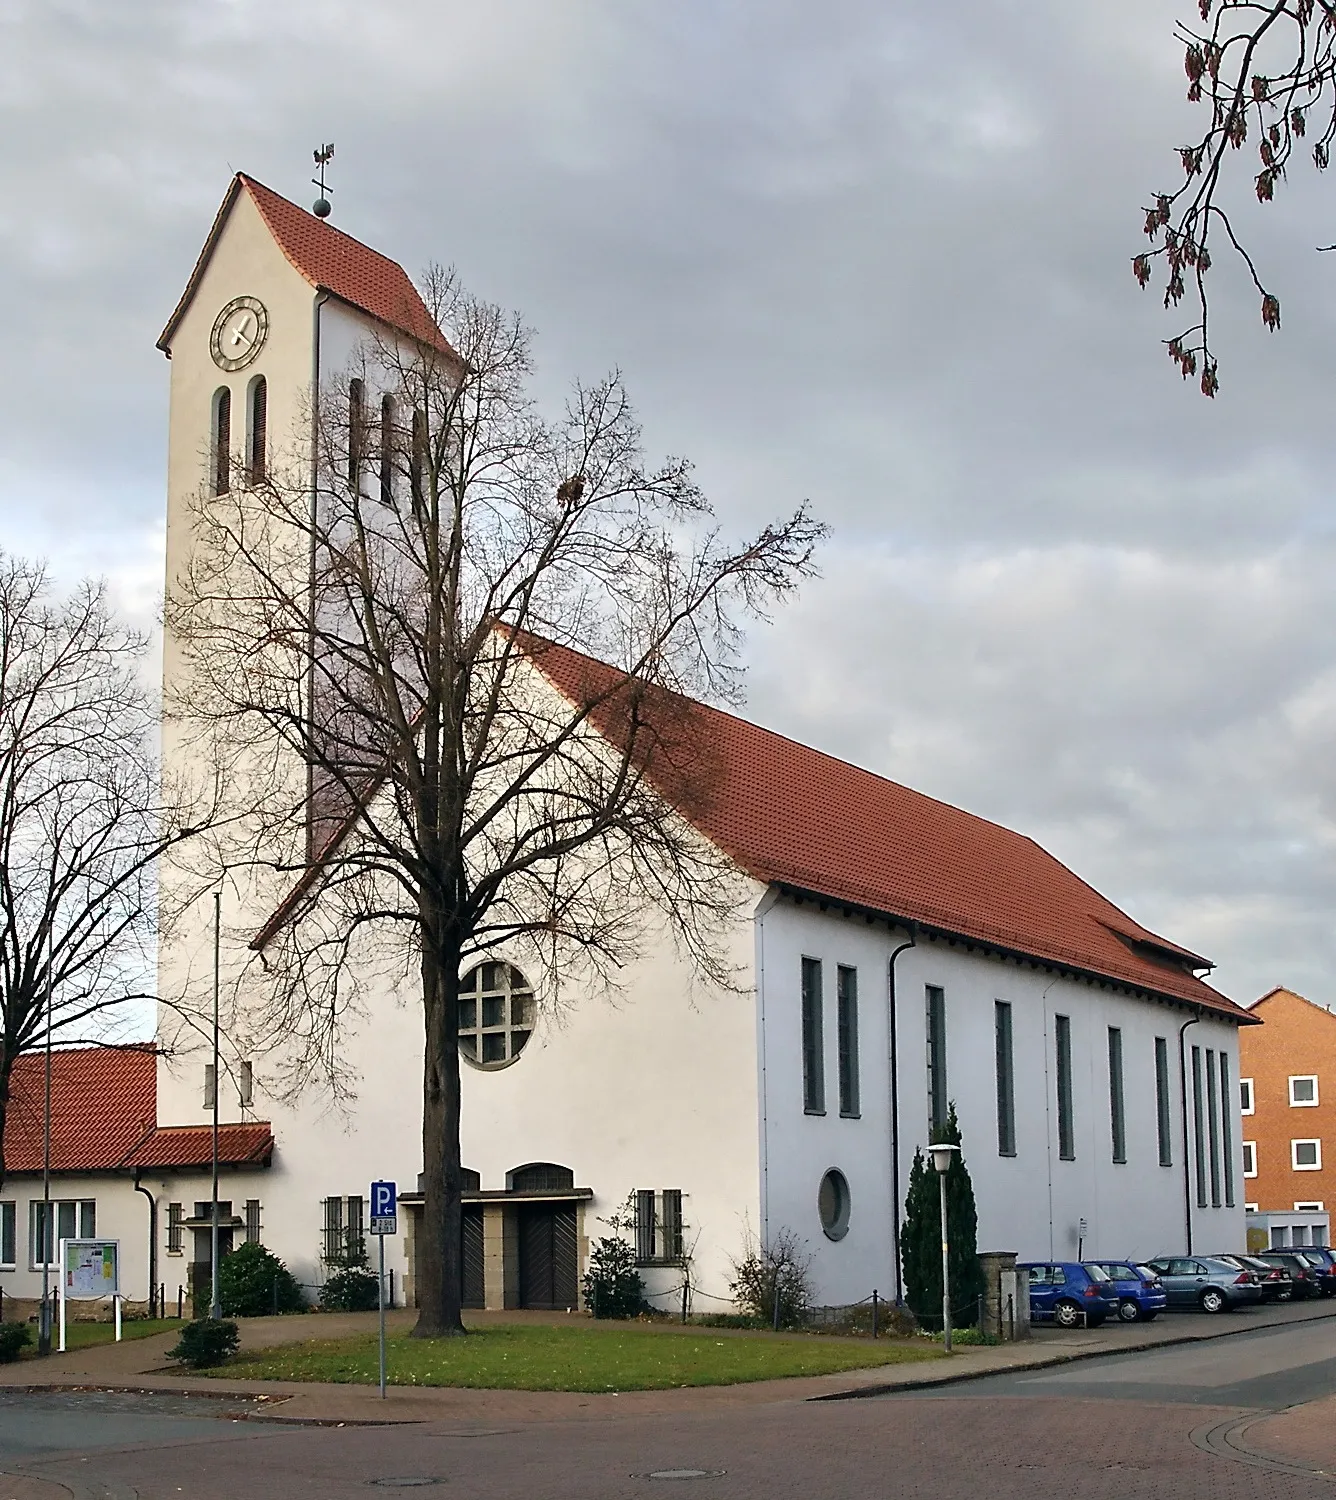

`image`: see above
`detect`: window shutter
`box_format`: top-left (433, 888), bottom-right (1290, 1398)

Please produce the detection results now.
top-left (213, 387), bottom-right (231, 495)
top-left (248, 377), bottom-right (267, 484)
top-left (661, 1190), bottom-right (683, 1261)
top-left (245, 1199), bottom-right (262, 1243)
top-left (322, 1197), bottom-right (344, 1263)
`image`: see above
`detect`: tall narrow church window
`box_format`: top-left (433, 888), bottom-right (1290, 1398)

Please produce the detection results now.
top-left (348, 378), bottom-right (365, 489)
top-left (379, 394), bottom-right (396, 504)
top-left (410, 408), bottom-right (427, 507)
top-left (212, 387), bottom-right (231, 495)
top-left (247, 376), bottom-right (267, 485)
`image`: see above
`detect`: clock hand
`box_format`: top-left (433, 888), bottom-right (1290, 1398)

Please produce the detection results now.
top-left (229, 315), bottom-right (253, 347)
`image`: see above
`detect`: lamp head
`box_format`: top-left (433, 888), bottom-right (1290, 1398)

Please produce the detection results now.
top-left (929, 1142), bottom-right (960, 1175)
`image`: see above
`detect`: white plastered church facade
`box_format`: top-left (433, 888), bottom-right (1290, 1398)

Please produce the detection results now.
top-left (1, 174), bottom-right (1255, 1314)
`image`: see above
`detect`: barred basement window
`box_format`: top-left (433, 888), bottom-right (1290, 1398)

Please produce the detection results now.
top-left (458, 962), bottom-right (534, 1069)
top-left (244, 1199), bottom-right (262, 1244)
top-left (166, 1201), bottom-right (184, 1254)
top-left (633, 1189), bottom-right (685, 1264)
top-left (322, 1195), bottom-right (366, 1262)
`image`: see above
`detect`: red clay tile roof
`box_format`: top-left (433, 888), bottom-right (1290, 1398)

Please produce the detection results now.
top-left (126, 1122), bottom-right (274, 1170)
top-left (157, 174), bottom-right (453, 357)
top-left (522, 636), bottom-right (1254, 1025)
top-left (2, 1046), bottom-right (273, 1174)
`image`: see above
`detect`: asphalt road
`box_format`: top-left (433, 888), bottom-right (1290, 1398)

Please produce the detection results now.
top-left (1, 1319), bottom-right (1333, 1499)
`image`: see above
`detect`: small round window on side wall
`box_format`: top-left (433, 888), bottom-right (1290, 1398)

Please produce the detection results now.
top-left (458, 962), bottom-right (534, 1069)
top-left (818, 1168), bottom-right (851, 1241)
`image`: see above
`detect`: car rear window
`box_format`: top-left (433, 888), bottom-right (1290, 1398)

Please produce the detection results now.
top-left (1085, 1263), bottom-right (1111, 1281)
top-left (1100, 1263), bottom-right (1135, 1279)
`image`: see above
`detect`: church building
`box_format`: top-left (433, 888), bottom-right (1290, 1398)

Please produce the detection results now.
top-left (0, 174), bottom-right (1256, 1315)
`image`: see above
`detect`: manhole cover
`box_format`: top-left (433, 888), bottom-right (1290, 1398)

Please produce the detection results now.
top-left (368, 1480), bottom-right (446, 1489)
top-left (644, 1471), bottom-right (725, 1482)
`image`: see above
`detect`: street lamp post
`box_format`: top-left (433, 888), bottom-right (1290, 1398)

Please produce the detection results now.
top-left (930, 1142), bottom-right (960, 1353)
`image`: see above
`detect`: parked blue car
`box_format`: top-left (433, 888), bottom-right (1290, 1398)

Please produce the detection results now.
top-left (1020, 1261), bottom-right (1119, 1328)
top-left (1085, 1261), bottom-right (1167, 1322)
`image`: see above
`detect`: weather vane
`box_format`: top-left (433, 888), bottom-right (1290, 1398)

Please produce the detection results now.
top-left (312, 144), bottom-right (334, 219)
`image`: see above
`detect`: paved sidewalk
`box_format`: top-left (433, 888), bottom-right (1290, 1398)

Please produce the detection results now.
top-left (1, 1298), bottom-right (1331, 1427)
top-left (1236, 1394), bottom-right (1336, 1475)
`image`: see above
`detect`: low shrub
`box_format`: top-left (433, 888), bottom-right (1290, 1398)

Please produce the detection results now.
top-left (168, 1318), bottom-right (240, 1368)
top-left (218, 1242), bottom-right (305, 1317)
top-left (320, 1264), bottom-right (381, 1312)
top-left (728, 1227), bottom-right (813, 1329)
top-left (582, 1234), bottom-right (647, 1319)
top-left (928, 1326), bottom-right (1000, 1346)
top-left (0, 1323), bottom-right (32, 1362)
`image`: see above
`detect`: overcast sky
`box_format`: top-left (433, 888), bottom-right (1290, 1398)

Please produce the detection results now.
top-left (3, 0), bottom-right (1336, 1012)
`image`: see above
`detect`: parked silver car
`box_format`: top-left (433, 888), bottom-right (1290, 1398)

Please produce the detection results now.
top-left (1144, 1256), bottom-right (1264, 1313)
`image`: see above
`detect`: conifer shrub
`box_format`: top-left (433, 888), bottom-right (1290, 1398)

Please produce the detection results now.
top-left (320, 1263), bottom-right (381, 1312)
top-left (583, 1234), bottom-right (648, 1318)
top-left (900, 1103), bottom-right (985, 1331)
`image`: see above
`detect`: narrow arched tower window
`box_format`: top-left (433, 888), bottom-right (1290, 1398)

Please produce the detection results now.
top-left (379, 393), bottom-right (396, 504)
top-left (212, 387), bottom-right (231, 495)
top-left (410, 408), bottom-right (427, 507)
top-left (247, 376), bottom-right (267, 485)
top-left (348, 378), bottom-right (365, 489)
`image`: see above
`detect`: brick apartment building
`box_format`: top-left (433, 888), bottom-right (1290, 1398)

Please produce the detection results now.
top-left (1238, 987), bottom-right (1334, 1246)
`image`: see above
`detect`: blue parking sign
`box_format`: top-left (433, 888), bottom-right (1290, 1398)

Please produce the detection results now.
top-left (370, 1180), bottom-right (397, 1235)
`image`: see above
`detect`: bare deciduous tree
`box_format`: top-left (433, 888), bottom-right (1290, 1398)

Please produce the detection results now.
top-left (166, 270), bottom-right (825, 1337)
top-left (1137, 0), bottom-right (1336, 392)
top-left (0, 554), bottom-right (208, 1188)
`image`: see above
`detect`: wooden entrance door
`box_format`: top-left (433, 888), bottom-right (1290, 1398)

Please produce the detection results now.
top-left (517, 1205), bottom-right (578, 1309)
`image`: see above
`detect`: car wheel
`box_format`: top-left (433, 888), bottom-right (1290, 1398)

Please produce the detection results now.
top-left (1118, 1299), bottom-right (1140, 1322)
top-left (1054, 1299), bottom-right (1082, 1328)
top-left (1200, 1288), bottom-right (1226, 1314)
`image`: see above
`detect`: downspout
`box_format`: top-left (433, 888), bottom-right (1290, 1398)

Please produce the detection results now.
top-left (1178, 1009), bottom-right (1202, 1254)
top-left (887, 927), bottom-right (917, 1305)
top-left (133, 1173), bottom-right (157, 1317)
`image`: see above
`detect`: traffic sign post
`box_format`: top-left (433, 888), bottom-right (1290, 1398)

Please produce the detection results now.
top-left (370, 1182), bottom-right (396, 1398)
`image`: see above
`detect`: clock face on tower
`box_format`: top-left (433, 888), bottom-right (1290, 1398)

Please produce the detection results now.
top-left (210, 295), bottom-right (269, 371)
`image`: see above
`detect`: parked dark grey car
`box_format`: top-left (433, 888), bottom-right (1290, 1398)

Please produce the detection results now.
top-left (1145, 1256), bottom-right (1264, 1313)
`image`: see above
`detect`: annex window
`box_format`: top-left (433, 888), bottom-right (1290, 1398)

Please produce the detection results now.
top-left (348, 377), bottom-right (366, 488)
top-left (1054, 1013), bottom-right (1074, 1160)
top-left (1292, 1139), bottom-right (1323, 1171)
top-left (634, 1189), bottom-right (684, 1264)
top-left (1108, 1026), bottom-right (1126, 1164)
top-left (1242, 1141), bottom-right (1257, 1177)
top-left (837, 965), bottom-right (860, 1118)
top-left (1206, 1049), bottom-right (1222, 1207)
top-left (247, 375), bottom-right (267, 484)
top-left (1220, 1051), bottom-right (1235, 1207)
top-left (238, 1060), bottom-right (254, 1108)
top-left (1240, 1077), bottom-right (1254, 1115)
top-left (926, 985), bottom-right (947, 1133)
top-left (379, 393), bottom-right (396, 504)
top-left (1289, 1075), bottom-right (1319, 1108)
top-left (322, 1195), bottom-right (366, 1263)
top-left (29, 1200), bottom-right (95, 1267)
top-left (802, 957), bottom-right (825, 1114)
top-left (166, 1201), bottom-right (184, 1254)
top-left (1192, 1046), bottom-right (1207, 1208)
top-left (212, 386), bottom-right (231, 495)
top-left (244, 1199), bottom-right (262, 1244)
top-left (995, 1001), bottom-right (1016, 1157)
top-left (459, 962), bottom-right (535, 1069)
top-left (0, 1201), bottom-right (14, 1267)
top-left (1154, 1036), bottom-right (1173, 1166)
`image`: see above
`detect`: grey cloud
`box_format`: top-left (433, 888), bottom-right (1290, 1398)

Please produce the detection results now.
top-left (2, 0), bottom-right (1335, 1009)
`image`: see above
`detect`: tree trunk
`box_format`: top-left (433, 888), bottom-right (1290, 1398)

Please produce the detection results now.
top-left (411, 928), bottom-right (466, 1337)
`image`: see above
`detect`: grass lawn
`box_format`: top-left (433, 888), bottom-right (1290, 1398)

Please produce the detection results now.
top-left (15, 1318), bottom-right (185, 1357)
top-left (215, 1323), bottom-right (941, 1392)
